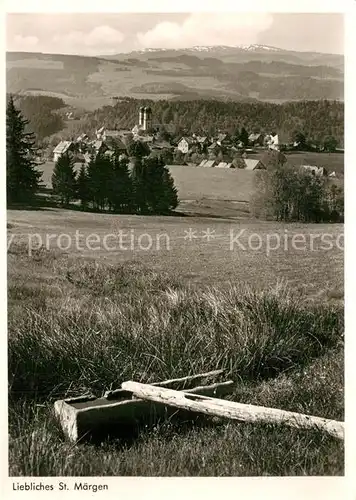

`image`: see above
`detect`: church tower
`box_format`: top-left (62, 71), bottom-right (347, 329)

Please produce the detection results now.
top-left (142, 106), bottom-right (152, 131)
top-left (139, 106), bottom-right (145, 127)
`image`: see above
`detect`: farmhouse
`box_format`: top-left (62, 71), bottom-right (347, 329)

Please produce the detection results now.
top-left (104, 135), bottom-right (127, 153)
top-left (216, 162), bottom-right (233, 169)
top-left (248, 133), bottom-right (264, 147)
top-left (76, 133), bottom-right (88, 143)
top-left (216, 133), bottom-right (230, 146)
top-left (301, 165), bottom-right (327, 176)
top-left (150, 141), bottom-right (174, 152)
top-left (177, 137), bottom-right (194, 154)
top-left (260, 150), bottom-right (287, 169)
top-left (105, 129), bottom-right (132, 141)
top-left (194, 136), bottom-right (209, 152)
top-left (92, 140), bottom-right (107, 155)
top-left (96, 126), bottom-right (105, 140)
top-left (203, 160), bottom-right (217, 168)
top-left (53, 141), bottom-right (73, 162)
top-left (265, 133), bottom-right (280, 151)
top-left (244, 159), bottom-right (265, 171)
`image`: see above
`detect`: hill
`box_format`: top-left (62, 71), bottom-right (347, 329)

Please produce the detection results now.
top-left (6, 45), bottom-right (344, 110)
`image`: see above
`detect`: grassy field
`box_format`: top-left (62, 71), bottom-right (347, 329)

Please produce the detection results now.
top-left (38, 154), bottom-right (343, 214)
top-left (7, 209), bottom-right (343, 297)
top-left (7, 208), bottom-right (344, 476)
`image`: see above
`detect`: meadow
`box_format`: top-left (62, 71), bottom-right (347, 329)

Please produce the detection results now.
top-left (7, 206), bottom-right (344, 476)
top-left (38, 152), bottom-right (343, 206)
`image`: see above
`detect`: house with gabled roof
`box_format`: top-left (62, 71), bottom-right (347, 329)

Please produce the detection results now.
top-left (217, 133), bottom-right (230, 145)
top-left (53, 141), bottom-right (73, 162)
top-left (244, 158), bottom-right (265, 171)
top-left (216, 162), bottom-right (233, 169)
top-left (177, 137), bottom-right (194, 154)
top-left (203, 160), bottom-right (217, 168)
top-left (248, 133), bottom-right (264, 147)
top-left (76, 133), bottom-right (88, 143)
top-left (105, 136), bottom-right (127, 153)
top-left (194, 135), bottom-right (209, 151)
top-left (265, 133), bottom-right (280, 151)
top-left (96, 126), bottom-right (105, 140)
top-left (92, 140), bottom-right (107, 154)
top-left (301, 165), bottom-right (327, 176)
top-left (151, 141), bottom-right (174, 151)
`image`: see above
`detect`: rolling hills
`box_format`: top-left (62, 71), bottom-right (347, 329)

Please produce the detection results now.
top-left (6, 45), bottom-right (344, 110)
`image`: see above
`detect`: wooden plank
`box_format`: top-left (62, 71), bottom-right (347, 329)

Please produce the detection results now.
top-left (104, 369), bottom-right (224, 400)
top-left (55, 380), bottom-right (234, 442)
top-left (122, 381), bottom-right (344, 441)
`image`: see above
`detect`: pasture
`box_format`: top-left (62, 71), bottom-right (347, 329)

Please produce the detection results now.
top-left (38, 156), bottom-right (344, 223)
top-left (39, 162), bottom-right (256, 202)
top-left (7, 208), bottom-right (344, 475)
top-left (7, 209), bottom-right (344, 476)
top-left (7, 209), bottom-right (343, 298)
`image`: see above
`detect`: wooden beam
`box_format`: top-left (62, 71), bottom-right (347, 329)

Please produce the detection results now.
top-left (104, 369), bottom-right (225, 400)
top-left (121, 381), bottom-right (344, 441)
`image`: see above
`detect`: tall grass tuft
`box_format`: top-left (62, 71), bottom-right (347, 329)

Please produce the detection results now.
top-left (8, 259), bottom-right (343, 400)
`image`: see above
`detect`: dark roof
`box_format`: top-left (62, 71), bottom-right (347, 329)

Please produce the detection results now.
top-left (151, 141), bottom-right (174, 150)
top-left (179, 136), bottom-right (194, 144)
top-left (105, 137), bottom-right (127, 150)
top-left (260, 150), bottom-right (287, 169)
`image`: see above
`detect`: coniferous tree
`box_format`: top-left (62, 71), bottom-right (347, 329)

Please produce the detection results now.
top-left (86, 153), bottom-right (113, 211)
top-left (144, 156), bottom-right (178, 213)
top-left (77, 164), bottom-right (89, 208)
top-left (6, 95), bottom-right (42, 204)
top-left (131, 157), bottom-right (149, 214)
top-left (239, 127), bottom-right (249, 148)
top-left (127, 140), bottom-right (150, 159)
top-left (110, 151), bottom-right (133, 212)
top-left (52, 152), bottom-right (77, 205)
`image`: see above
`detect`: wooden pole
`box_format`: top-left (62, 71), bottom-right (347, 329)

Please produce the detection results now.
top-left (122, 381), bottom-right (344, 441)
top-left (105, 369), bottom-right (225, 400)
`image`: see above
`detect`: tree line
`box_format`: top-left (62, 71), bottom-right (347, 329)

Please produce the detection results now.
top-left (251, 159), bottom-right (344, 223)
top-left (52, 151), bottom-right (178, 214)
top-left (86, 98), bottom-right (344, 147)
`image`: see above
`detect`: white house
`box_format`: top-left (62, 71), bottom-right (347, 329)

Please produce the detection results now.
top-left (177, 137), bottom-right (194, 154)
top-left (53, 141), bottom-right (73, 162)
top-left (216, 162), bottom-right (232, 169)
top-left (301, 165), bottom-right (327, 176)
top-left (265, 134), bottom-right (279, 151)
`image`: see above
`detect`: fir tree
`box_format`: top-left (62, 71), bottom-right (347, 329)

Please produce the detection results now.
top-left (145, 156), bottom-right (178, 214)
top-left (131, 157), bottom-right (149, 214)
top-left (110, 151), bottom-right (133, 213)
top-left (6, 95), bottom-right (42, 204)
top-left (52, 153), bottom-right (77, 205)
top-left (239, 127), bottom-right (249, 148)
top-left (77, 164), bottom-right (89, 208)
top-left (86, 153), bottom-right (113, 211)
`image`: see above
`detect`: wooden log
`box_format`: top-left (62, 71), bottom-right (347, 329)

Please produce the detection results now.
top-left (54, 380), bottom-right (234, 442)
top-left (104, 369), bottom-right (224, 400)
top-left (122, 381), bottom-right (344, 441)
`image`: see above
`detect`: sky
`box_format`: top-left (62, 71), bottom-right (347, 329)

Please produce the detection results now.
top-left (6, 13), bottom-right (344, 56)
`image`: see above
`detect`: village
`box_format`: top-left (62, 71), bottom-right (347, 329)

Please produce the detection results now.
top-left (52, 106), bottom-right (335, 177)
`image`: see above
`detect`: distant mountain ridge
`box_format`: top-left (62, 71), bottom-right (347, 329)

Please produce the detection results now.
top-left (129, 44), bottom-right (285, 55)
top-left (6, 45), bottom-right (344, 110)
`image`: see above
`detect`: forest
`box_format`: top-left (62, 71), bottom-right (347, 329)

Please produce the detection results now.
top-left (85, 98), bottom-right (344, 147)
top-left (10, 94), bottom-right (344, 148)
